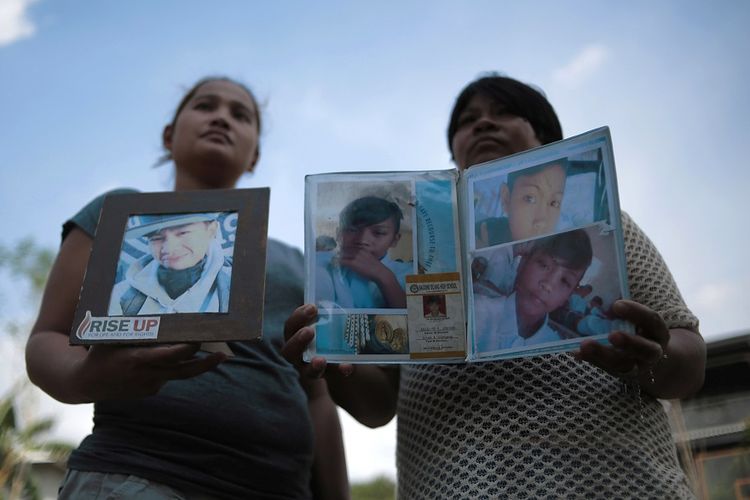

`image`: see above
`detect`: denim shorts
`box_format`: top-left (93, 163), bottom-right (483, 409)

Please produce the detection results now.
top-left (58, 470), bottom-right (217, 500)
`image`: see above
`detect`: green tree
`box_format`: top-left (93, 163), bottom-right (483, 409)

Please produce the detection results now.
top-left (0, 239), bottom-right (54, 297)
top-left (0, 238), bottom-right (72, 499)
top-left (0, 238), bottom-right (54, 339)
top-left (0, 238), bottom-right (55, 384)
top-left (351, 475), bottom-right (396, 500)
top-left (0, 385), bottom-right (73, 500)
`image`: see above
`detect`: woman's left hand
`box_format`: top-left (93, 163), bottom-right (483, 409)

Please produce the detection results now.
top-left (576, 299), bottom-right (667, 377)
top-left (575, 299), bottom-right (706, 398)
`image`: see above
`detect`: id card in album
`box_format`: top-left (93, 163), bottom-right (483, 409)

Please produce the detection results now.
top-left (304, 127), bottom-right (634, 363)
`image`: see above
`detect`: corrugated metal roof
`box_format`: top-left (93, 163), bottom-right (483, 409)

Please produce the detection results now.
top-left (675, 421), bottom-right (748, 442)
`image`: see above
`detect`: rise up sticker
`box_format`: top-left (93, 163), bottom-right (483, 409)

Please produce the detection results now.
top-left (75, 310), bottom-right (160, 341)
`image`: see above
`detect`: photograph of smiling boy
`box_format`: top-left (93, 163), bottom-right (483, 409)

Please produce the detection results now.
top-left (108, 211), bottom-right (235, 316)
top-left (315, 194), bottom-right (413, 309)
top-left (473, 228), bottom-right (592, 351)
top-left (475, 158), bottom-right (568, 248)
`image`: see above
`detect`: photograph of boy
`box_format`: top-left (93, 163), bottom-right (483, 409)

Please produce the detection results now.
top-left (423, 295), bottom-right (447, 318)
top-left (475, 158), bottom-right (568, 248)
top-left (316, 196), bottom-right (412, 309)
top-left (473, 228), bottom-right (592, 351)
top-left (108, 212), bottom-right (234, 315)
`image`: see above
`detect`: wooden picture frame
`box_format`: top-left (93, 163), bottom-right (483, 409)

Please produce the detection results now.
top-left (70, 188), bottom-right (269, 345)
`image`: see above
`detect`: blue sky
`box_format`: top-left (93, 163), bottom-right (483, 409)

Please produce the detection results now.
top-left (1, 0), bottom-right (748, 482)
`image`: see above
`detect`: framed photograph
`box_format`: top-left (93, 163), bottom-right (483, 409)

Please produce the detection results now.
top-left (70, 188), bottom-right (270, 344)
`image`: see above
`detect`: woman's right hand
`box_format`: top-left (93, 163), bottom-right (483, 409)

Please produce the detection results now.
top-left (25, 227), bottom-right (225, 404)
top-left (282, 304), bottom-right (353, 389)
top-left (74, 343), bottom-right (226, 401)
top-left (282, 303), bottom-right (398, 428)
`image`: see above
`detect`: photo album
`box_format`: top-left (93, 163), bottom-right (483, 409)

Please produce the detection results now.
top-left (70, 188), bottom-right (270, 345)
top-left (304, 127), bottom-right (634, 363)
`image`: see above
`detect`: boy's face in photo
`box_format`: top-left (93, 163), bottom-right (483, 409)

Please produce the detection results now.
top-left (514, 249), bottom-right (584, 320)
top-left (501, 164), bottom-right (566, 241)
top-left (148, 221), bottom-right (218, 270)
top-left (339, 217), bottom-right (400, 260)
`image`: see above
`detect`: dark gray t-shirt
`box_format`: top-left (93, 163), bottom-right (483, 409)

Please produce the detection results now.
top-left (63, 189), bottom-right (313, 499)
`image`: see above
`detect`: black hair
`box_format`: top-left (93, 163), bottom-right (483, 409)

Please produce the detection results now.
top-left (507, 158), bottom-right (569, 192)
top-left (447, 73), bottom-right (563, 157)
top-left (157, 76), bottom-right (262, 165)
top-left (339, 196), bottom-right (403, 233)
top-left (528, 229), bottom-right (593, 274)
top-left (425, 295), bottom-right (442, 305)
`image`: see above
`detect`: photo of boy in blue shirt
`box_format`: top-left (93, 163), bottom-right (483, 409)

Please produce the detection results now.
top-left (316, 196), bottom-right (412, 309)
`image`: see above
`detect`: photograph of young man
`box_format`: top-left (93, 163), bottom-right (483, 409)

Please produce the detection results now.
top-left (108, 212), bottom-right (232, 315)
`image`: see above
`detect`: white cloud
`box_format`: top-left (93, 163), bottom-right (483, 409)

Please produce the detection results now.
top-left (694, 282), bottom-right (735, 310)
top-left (689, 281), bottom-right (749, 339)
top-left (0, 0), bottom-right (38, 47)
top-left (553, 44), bottom-right (610, 87)
top-left (296, 86), bottom-right (391, 147)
